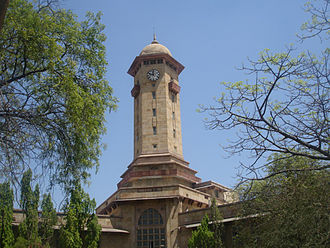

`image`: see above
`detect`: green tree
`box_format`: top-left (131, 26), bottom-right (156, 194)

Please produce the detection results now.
top-left (12, 237), bottom-right (30, 248)
top-left (40, 193), bottom-right (57, 247)
top-left (84, 214), bottom-right (101, 248)
top-left (209, 199), bottom-right (224, 248)
top-left (16, 169), bottom-right (41, 247)
top-left (201, 0), bottom-right (329, 182)
top-left (0, 0), bottom-right (117, 189)
top-left (0, 182), bottom-right (14, 248)
top-left (233, 155), bottom-right (330, 248)
top-left (188, 214), bottom-right (215, 248)
top-left (298, 0), bottom-right (330, 40)
top-left (188, 200), bottom-right (225, 248)
top-left (59, 182), bottom-right (101, 248)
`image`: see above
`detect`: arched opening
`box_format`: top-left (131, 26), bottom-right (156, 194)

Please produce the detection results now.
top-left (137, 208), bottom-right (166, 248)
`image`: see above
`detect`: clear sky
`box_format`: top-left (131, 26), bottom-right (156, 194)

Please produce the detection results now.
top-left (61, 0), bottom-right (315, 207)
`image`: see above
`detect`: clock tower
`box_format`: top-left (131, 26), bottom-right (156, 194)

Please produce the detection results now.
top-left (96, 37), bottom-right (236, 248)
top-left (128, 35), bottom-right (184, 159)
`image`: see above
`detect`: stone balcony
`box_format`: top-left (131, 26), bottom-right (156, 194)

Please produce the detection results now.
top-left (131, 84), bottom-right (140, 98)
top-left (168, 81), bottom-right (181, 94)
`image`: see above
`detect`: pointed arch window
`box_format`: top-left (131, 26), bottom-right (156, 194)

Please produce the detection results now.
top-left (137, 208), bottom-right (166, 248)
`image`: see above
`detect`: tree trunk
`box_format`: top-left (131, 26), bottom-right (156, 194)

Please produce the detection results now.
top-left (0, 0), bottom-right (9, 32)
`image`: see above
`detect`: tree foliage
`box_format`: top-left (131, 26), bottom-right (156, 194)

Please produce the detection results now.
top-left (201, 0), bottom-right (329, 182)
top-left (299, 0), bottom-right (330, 40)
top-left (59, 181), bottom-right (101, 248)
top-left (12, 237), bottom-right (30, 248)
top-left (234, 155), bottom-right (330, 247)
top-left (0, 0), bottom-right (117, 189)
top-left (188, 199), bottom-right (224, 248)
top-left (17, 169), bottom-right (41, 247)
top-left (188, 215), bottom-right (215, 248)
top-left (40, 193), bottom-right (57, 247)
top-left (0, 182), bottom-right (14, 248)
top-left (1, 170), bottom-right (59, 248)
top-left (209, 199), bottom-right (224, 248)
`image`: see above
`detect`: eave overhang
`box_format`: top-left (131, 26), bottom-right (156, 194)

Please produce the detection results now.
top-left (127, 53), bottom-right (185, 77)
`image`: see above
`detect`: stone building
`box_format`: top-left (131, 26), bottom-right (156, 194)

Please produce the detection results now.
top-left (95, 37), bottom-right (238, 248)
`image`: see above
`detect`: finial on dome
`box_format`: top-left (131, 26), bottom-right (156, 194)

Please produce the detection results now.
top-left (152, 31), bottom-right (158, 44)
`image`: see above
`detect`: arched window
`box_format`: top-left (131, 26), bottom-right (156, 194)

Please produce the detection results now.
top-left (137, 208), bottom-right (166, 248)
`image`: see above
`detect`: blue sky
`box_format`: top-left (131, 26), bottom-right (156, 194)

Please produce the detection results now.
top-left (62, 0), bottom-right (314, 206)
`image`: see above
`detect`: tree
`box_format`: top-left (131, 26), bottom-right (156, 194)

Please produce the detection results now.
top-left (59, 181), bottom-right (101, 248)
top-left (39, 193), bottom-right (57, 247)
top-left (13, 169), bottom-right (58, 247)
top-left (209, 199), bottom-right (224, 248)
top-left (298, 0), bottom-right (330, 40)
top-left (201, 0), bottom-right (329, 182)
top-left (0, 182), bottom-right (14, 248)
top-left (0, 0), bottom-right (117, 189)
top-left (16, 169), bottom-right (41, 247)
top-left (84, 214), bottom-right (101, 248)
top-left (188, 215), bottom-right (215, 248)
top-left (188, 200), bottom-right (224, 248)
top-left (3, 168), bottom-right (60, 248)
top-left (233, 155), bottom-right (330, 248)
top-left (12, 237), bottom-right (30, 248)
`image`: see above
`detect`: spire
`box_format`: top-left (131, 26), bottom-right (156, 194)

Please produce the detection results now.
top-left (152, 32), bottom-right (158, 44)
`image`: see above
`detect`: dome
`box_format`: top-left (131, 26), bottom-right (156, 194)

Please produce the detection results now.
top-left (139, 36), bottom-right (172, 56)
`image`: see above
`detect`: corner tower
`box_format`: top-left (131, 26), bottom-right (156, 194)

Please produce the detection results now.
top-left (128, 36), bottom-right (184, 158)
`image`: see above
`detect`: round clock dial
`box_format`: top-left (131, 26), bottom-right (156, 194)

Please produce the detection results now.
top-left (147, 69), bottom-right (160, 81)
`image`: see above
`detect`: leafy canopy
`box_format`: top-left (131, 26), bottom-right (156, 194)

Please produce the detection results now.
top-left (188, 199), bottom-right (224, 248)
top-left (0, 0), bottom-right (117, 189)
top-left (59, 181), bottom-right (101, 248)
top-left (17, 169), bottom-right (42, 246)
top-left (234, 155), bottom-right (330, 248)
top-left (0, 182), bottom-right (14, 248)
top-left (201, 0), bottom-right (329, 182)
top-left (40, 193), bottom-right (57, 247)
top-left (188, 215), bottom-right (215, 248)
top-left (1, 170), bottom-right (59, 247)
top-left (209, 199), bottom-right (224, 248)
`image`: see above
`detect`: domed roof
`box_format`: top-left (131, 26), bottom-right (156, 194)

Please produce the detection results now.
top-left (139, 36), bottom-right (172, 56)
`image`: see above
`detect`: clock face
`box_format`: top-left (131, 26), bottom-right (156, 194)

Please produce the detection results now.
top-left (147, 69), bottom-right (160, 81)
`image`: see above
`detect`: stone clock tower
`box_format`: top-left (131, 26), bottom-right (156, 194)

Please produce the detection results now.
top-left (128, 35), bottom-right (184, 159)
top-left (96, 38), bottom-right (235, 248)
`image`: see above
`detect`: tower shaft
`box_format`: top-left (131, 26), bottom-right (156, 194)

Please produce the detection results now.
top-left (128, 42), bottom-right (185, 160)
